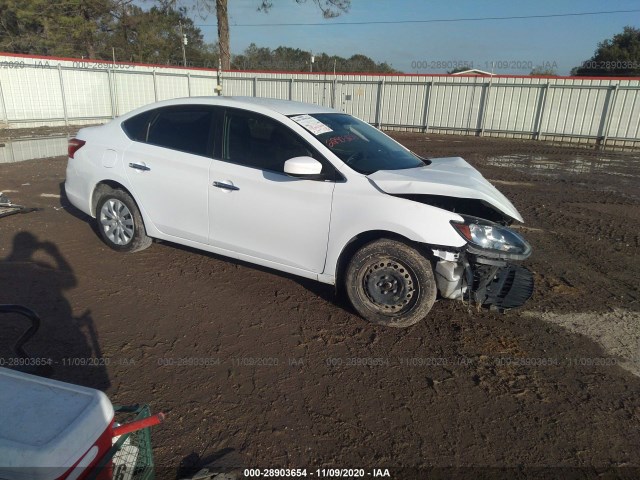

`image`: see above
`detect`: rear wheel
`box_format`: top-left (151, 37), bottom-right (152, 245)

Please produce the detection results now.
top-left (95, 189), bottom-right (151, 253)
top-left (345, 239), bottom-right (437, 327)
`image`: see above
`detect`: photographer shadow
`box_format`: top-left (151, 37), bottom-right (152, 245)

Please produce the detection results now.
top-left (0, 231), bottom-right (110, 390)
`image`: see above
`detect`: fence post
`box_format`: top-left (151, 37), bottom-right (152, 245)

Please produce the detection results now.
top-left (421, 81), bottom-right (432, 133)
top-left (479, 79), bottom-right (493, 136)
top-left (289, 78), bottom-right (294, 100)
top-left (253, 77), bottom-right (258, 97)
top-left (375, 79), bottom-right (385, 128)
top-left (533, 82), bottom-right (550, 140)
top-left (331, 78), bottom-right (337, 109)
top-left (107, 69), bottom-right (116, 118)
top-left (600, 84), bottom-right (620, 146)
top-left (113, 69), bottom-right (121, 117)
top-left (0, 78), bottom-right (9, 125)
top-left (57, 65), bottom-right (69, 127)
top-left (152, 71), bottom-right (158, 102)
top-left (187, 72), bottom-right (192, 97)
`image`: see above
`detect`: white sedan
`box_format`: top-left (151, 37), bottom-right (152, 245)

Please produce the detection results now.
top-left (65, 97), bottom-right (533, 327)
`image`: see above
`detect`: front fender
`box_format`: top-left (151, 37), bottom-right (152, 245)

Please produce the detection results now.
top-left (323, 179), bottom-right (466, 278)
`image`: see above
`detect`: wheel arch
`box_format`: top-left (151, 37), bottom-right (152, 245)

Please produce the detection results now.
top-left (333, 230), bottom-right (433, 294)
top-left (91, 181), bottom-right (153, 252)
top-left (91, 180), bottom-right (135, 217)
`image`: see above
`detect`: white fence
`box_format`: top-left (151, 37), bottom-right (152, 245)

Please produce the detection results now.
top-left (1, 54), bottom-right (640, 148)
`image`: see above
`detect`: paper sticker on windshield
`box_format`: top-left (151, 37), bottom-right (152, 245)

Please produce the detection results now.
top-left (290, 114), bottom-right (333, 135)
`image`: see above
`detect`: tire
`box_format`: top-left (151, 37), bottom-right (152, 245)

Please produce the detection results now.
top-left (95, 188), bottom-right (152, 253)
top-left (344, 238), bottom-right (437, 327)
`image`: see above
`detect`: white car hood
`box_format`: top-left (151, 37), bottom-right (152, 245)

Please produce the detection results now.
top-left (368, 156), bottom-right (524, 222)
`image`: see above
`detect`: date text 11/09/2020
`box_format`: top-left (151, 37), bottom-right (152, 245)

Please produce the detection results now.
top-left (243, 468), bottom-right (391, 477)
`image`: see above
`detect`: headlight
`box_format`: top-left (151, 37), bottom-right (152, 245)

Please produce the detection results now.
top-left (452, 220), bottom-right (531, 257)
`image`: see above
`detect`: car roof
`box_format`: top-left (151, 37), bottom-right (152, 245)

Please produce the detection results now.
top-left (127, 96), bottom-right (340, 117)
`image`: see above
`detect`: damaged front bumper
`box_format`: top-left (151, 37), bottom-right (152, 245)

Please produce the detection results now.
top-left (433, 246), bottom-right (534, 312)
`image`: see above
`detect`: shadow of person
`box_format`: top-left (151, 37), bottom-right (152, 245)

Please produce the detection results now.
top-left (0, 231), bottom-right (110, 390)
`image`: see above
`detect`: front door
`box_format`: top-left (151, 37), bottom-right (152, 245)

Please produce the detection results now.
top-left (208, 109), bottom-right (335, 273)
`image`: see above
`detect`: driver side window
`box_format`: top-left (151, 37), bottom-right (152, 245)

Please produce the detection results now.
top-left (224, 110), bottom-right (313, 173)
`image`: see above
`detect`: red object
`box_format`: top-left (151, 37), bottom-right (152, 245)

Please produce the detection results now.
top-left (112, 412), bottom-right (165, 437)
top-left (68, 138), bottom-right (86, 159)
top-left (58, 412), bottom-right (166, 479)
top-left (55, 419), bottom-right (115, 480)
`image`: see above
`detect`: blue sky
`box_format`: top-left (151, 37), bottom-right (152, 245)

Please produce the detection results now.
top-left (187, 0), bottom-right (640, 74)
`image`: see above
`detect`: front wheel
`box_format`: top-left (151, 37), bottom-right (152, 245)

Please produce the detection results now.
top-left (95, 189), bottom-right (152, 253)
top-left (344, 239), bottom-right (437, 327)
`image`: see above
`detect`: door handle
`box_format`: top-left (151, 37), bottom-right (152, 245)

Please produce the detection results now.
top-left (129, 162), bottom-right (150, 171)
top-left (213, 181), bottom-right (239, 191)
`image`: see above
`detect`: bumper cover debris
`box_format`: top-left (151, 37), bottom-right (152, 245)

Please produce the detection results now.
top-left (471, 263), bottom-right (534, 311)
top-left (0, 193), bottom-right (38, 219)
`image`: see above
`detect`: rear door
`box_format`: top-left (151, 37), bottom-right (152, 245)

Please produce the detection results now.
top-left (207, 108), bottom-right (336, 274)
top-left (122, 106), bottom-right (215, 244)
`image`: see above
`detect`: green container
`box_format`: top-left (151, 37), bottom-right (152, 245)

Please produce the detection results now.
top-left (89, 404), bottom-right (156, 480)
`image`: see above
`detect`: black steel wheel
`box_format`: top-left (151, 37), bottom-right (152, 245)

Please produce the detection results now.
top-left (345, 238), bottom-right (437, 327)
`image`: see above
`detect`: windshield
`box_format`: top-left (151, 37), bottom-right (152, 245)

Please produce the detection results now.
top-left (288, 113), bottom-right (425, 175)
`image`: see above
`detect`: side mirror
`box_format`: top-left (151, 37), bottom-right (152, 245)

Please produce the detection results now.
top-left (284, 156), bottom-right (323, 177)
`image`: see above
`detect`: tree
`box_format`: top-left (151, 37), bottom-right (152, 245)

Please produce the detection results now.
top-left (0, 0), bottom-right (115, 57)
top-left (0, 0), bottom-right (218, 66)
top-left (0, 0), bottom-right (46, 54)
top-left (231, 43), bottom-right (397, 73)
top-left (571, 26), bottom-right (640, 76)
top-left (207, 0), bottom-right (350, 70)
top-left (108, 5), bottom-right (217, 66)
top-left (530, 66), bottom-right (558, 76)
top-left (215, 0), bottom-right (229, 70)
top-left (313, 52), bottom-right (396, 73)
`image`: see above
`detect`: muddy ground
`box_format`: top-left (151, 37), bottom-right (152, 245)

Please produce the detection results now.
top-left (1, 131), bottom-right (639, 479)
top-left (0, 125), bottom-right (84, 143)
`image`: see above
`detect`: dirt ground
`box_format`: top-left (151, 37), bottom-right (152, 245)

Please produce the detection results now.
top-left (1, 130), bottom-right (640, 479)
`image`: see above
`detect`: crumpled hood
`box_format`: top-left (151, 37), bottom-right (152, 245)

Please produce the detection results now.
top-left (368, 156), bottom-right (524, 222)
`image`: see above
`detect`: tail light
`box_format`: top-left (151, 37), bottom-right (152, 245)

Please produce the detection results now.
top-left (68, 138), bottom-right (86, 158)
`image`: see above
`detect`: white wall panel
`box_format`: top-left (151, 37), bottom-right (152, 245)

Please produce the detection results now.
top-left (155, 73), bottom-right (189, 101)
top-left (224, 77), bottom-right (254, 97)
top-left (0, 54), bottom-right (638, 147)
top-left (189, 75), bottom-right (217, 97)
top-left (607, 88), bottom-right (640, 140)
top-left (484, 83), bottom-right (543, 133)
top-left (257, 78), bottom-right (290, 100)
top-left (61, 68), bottom-right (111, 119)
top-left (541, 84), bottom-right (609, 137)
top-left (113, 71), bottom-right (155, 116)
top-left (428, 83), bottom-right (484, 131)
top-left (1, 66), bottom-right (64, 121)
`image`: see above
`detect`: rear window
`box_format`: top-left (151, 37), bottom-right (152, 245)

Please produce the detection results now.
top-left (122, 110), bottom-right (153, 142)
top-left (122, 106), bottom-right (215, 157)
top-left (147, 108), bottom-right (214, 156)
